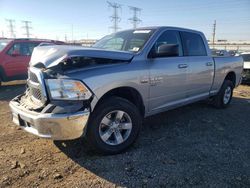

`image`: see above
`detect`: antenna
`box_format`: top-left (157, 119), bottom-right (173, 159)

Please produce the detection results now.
top-left (128, 6), bottom-right (142, 29)
top-left (107, 1), bottom-right (122, 33)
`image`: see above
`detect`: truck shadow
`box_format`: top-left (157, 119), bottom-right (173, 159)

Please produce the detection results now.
top-left (0, 83), bottom-right (26, 101)
top-left (54, 96), bottom-right (250, 187)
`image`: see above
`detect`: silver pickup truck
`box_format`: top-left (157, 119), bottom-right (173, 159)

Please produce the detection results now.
top-left (9, 27), bottom-right (243, 154)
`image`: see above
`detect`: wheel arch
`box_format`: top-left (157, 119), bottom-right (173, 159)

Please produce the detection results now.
top-left (224, 71), bottom-right (236, 87)
top-left (92, 86), bottom-right (145, 117)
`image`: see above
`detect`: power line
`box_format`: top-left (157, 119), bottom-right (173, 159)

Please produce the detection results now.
top-left (5, 19), bottom-right (16, 38)
top-left (212, 20), bottom-right (216, 49)
top-left (128, 6), bottom-right (142, 29)
top-left (22, 20), bottom-right (32, 38)
top-left (107, 1), bottom-right (122, 33)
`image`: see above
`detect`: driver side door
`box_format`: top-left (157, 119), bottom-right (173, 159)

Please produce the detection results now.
top-left (148, 30), bottom-right (189, 113)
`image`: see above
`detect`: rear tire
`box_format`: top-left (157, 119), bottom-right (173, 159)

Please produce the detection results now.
top-left (212, 80), bottom-right (234, 108)
top-left (86, 97), bottom-right (142, 155)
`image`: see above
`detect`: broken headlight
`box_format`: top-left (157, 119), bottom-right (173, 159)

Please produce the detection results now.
top-left (46, 79), bottom-right (92, 100)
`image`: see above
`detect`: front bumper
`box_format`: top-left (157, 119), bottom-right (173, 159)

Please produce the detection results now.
top-left (9, 99), bottom-right (90, 140)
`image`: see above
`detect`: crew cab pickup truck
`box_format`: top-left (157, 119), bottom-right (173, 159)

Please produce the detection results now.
top-left (9, 27), bottom-right (243, 154)
top-left (0, 38), bottom-right (64, 86)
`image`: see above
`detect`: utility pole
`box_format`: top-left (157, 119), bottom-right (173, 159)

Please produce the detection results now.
top-left (128, 6), bottom-right (142, 29)
top-left (5, 19), bottom-right (16, 38)
top-left (1, 31), bottom-right (4, 38)
top-left (22, 20), bottom-right (32, 38)
top-left (65, 34), bottom-right (67, 42)
top-left (212, 20), bottom-right (216, 49)
top-left (107, 1), bottom-right (122, 33)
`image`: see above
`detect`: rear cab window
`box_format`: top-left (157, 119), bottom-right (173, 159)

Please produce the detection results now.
top-left (180, 31), bottom-right (207, 56)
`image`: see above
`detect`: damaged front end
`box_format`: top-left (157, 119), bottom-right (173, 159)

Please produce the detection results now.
top-left (9, 66), bottom-right (90, 140)
top-left (9, 45), bottom-right (134, 140)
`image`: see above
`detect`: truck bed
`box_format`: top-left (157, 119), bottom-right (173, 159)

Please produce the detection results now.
top-left (211, 56), bottom-right (243, 94)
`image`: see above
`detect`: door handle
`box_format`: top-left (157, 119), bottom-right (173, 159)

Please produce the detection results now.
top-left (178, 64), bottom-right (188, 69)
top-left (206, 62), bottom-right (213, 66)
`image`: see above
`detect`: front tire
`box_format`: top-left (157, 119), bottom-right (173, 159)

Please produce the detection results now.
top-left (86, 97), bottom-right (142, 154)
top-left (212, 80), bottom-right (234, 108)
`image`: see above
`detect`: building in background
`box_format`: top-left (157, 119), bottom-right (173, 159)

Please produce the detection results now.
top-left (67, 39), bottom-right (97, 47)
top-left (209, 40), bottom-right (250, 52)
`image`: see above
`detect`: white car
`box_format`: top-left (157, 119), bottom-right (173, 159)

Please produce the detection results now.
top-left (241, 52), bottom-right (250, 83)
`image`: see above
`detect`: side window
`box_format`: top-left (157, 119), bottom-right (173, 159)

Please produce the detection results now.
top-left (152, 30), bottom-right (182, 57)
top-left (7, 43), bottom-right (22, 55)
top-left (181, 32), bottom-right (207, 56)
top-left (7, 42), bottom-right (39, 56)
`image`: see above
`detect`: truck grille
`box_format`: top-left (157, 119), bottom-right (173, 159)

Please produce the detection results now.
top-left (30, 87), bottom-right (43, 101)
top-left (29, 71), bottom-right (39, 83)
top-left (27, 68), bottom-right (47, 107)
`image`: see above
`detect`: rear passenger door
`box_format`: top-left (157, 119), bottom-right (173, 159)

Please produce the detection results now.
top-left (148, 30), bottom-right (189, 112)
top-left (180, 31), bottom-right (214, 99)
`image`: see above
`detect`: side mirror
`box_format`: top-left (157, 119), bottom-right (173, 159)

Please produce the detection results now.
top-left (149, 44), bottom-right (179, 58)
top-left (11, 50), bottom-right (21, 56)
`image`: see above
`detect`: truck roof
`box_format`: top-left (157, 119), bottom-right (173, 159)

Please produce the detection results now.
top-left (119, 26), bottom-right (203, 34)
top-left (2, 38), bottom-right (65, 44)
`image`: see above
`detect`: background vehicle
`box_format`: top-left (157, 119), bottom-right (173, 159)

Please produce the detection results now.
top-left (228, 50), bottom-right (238, 56)
top-left (9, 27), bottom-right (243, 154)
top-left (241, 52), bottom-right (250, 83)
top-left (0, 38), bottom-right (65, 86)
top-left (211, 49), bottom-right (231, 56)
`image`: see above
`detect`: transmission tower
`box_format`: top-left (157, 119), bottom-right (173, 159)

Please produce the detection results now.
top-left (5, 19), bottom-right (16, 38)
top-left (107, 1), bottom-right (122, 33)
top-left (212, 20), bottom-right (216, 49)
top-left (65, 34), bottom-right (68, 42)
top-left (128, 6), bottom-right (142, 29)
top-left (22, 21), bottom-right (32, 38)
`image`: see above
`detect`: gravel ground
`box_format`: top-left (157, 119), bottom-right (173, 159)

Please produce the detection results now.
top-left (0, 81), bottom-right (249, 188)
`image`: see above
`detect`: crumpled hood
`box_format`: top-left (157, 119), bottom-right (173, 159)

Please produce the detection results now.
top-left (29, 45), bottom-right (134, 68)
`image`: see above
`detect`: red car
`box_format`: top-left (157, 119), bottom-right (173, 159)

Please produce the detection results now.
top-left (0, 38), bottom-right (64, 85)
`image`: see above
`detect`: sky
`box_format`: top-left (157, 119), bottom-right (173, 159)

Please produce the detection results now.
top-left (0, 0), bottom-right (250, 41)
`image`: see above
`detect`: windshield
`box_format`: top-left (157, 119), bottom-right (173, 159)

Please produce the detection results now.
top-left (92, 29), bottom-right (155, 52)
top-left (0, 39), bottom-right (11, 52)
